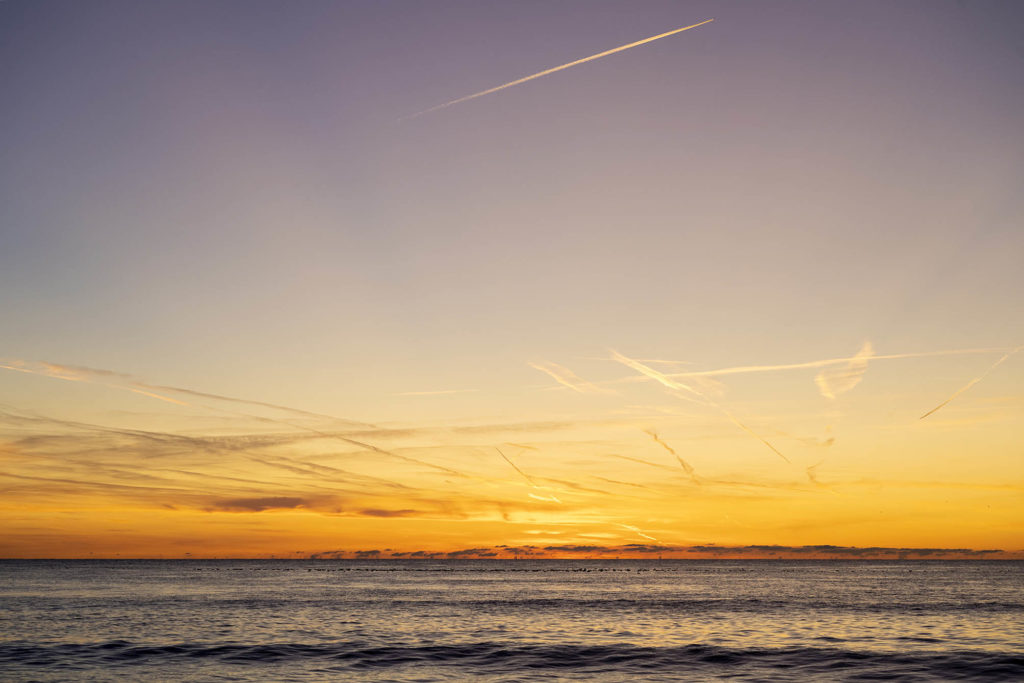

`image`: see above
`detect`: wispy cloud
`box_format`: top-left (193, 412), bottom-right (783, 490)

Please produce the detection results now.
top-left (815, 341), bottom-right (873, 399)
top-left (1, 359), bottom-right (481, 479)
top-left (208, 496), bottom-right (316, 513)
top-left (0, 407), bottom-right (496, 520)
top-left (804, 461), bottom-right (839, 496)
top-left (403, 19), bottom-right (713, 119)
top-left (359, 508), bottom-right (419, 518)
top-left (920, 344), bottom-right (1023, 419)
top-left (806, 460), bottom-right (824, 486)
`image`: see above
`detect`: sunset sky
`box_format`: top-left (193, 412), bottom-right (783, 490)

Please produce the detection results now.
top-left (1, 0), bottom-right (1022, 559)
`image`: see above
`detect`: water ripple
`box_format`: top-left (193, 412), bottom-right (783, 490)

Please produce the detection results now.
top-left (2, 639), bottom-right (1023, 679)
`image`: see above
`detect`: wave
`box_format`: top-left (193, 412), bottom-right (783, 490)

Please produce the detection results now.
top-left (63, 594), bottom-right (1023, 614)
top-left (3, 640), bottom-right (1022, 679)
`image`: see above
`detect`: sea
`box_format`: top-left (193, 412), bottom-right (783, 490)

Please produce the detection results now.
top-left (0, 560), bottom-right (1021, 681)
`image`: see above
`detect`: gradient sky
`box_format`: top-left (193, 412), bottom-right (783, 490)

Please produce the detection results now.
top-left (1, 0), bottom-right (1022, 558)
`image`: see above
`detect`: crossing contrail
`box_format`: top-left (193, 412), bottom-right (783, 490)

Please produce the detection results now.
top-left (404, 19), bottom-right (713, 119)
top-left (611, 350), bottom-right (790, 464)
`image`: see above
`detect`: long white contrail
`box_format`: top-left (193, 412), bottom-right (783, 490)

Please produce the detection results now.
top-left (601, 347), bottom-right (1013, 385)
top-left (404, 19), bottom-right (713, 119)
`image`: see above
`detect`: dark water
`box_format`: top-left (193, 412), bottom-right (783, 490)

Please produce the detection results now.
top-left (1, 561), bottom-right (1021, 681)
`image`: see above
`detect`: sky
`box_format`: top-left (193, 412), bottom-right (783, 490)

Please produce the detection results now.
top-left (1, 0), bottom-right (1022, 559)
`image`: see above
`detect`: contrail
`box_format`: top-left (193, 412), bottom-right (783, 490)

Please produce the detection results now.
top-left (0, 358), bottom-right (467, 477)
top-left (529, 361), bottom-right (614, 394)
top-left (645, 430), bottom-right (699, 483)
top-left (609, 350), bottom-right (704, 399)
top-left (600, 346), bottom-right (1013, 386)
top-left (616, 523), bottom-right (658, 542)
top-left (594, 476), bottom-right (652, 491)
top-left (261, 415), bottom-right (469, 478)
top-left (404, 19), bottom-right (713, 119)
top-left (506, 442), bottom-right (539, 451)
top-left (606, 452), bottom-right (677, 472)
top-left (0, 360), bottom-right (187, 406)
top-left (611, 350), bottom-right (790, 463)
top-left (0, 359), bottom-right (372, 426)
top-left (719, 408), bottom-right (791, 464)
top-left (1, 408), bottom-right (436, 495)
top-left (496, 447), bottom-right (561, 503)
top-left (496, 447), bottom-right (537, 486)
top-left (920, 344), bottom-right (1023, 419)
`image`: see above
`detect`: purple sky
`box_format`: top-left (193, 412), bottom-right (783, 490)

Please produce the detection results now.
top-left (1, 1), bottom-right (1022, 556)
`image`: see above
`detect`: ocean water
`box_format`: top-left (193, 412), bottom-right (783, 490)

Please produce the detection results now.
top-left (0, 560), bottom-right (1021, 681)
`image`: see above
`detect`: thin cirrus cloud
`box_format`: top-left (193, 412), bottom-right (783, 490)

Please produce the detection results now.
top-left (1, 359), bottom-right (480, 479)
top-left (403, 19), bottom-right (714, 119)
top-left (2, 383), bottom-right (657, 502)
top-left (3, 337), bottom-right (1020, 557)
top-left (0, 436), bottom-right (575, 523)
top-left (0, 409), bottom-right (430, 496)
top-left (2, 400), bottom-right (625, 520)
top-left (0, 410), bottom-right (441, 513)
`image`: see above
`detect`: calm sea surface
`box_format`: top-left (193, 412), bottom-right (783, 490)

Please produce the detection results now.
top-left (0, 560), bottom-right (1021, 681)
